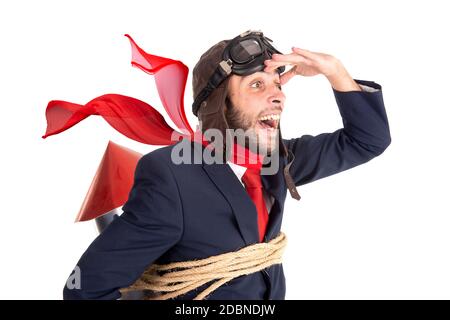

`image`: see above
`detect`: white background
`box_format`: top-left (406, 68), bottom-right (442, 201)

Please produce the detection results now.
top-left (1, 0), bottom-right (449, 299)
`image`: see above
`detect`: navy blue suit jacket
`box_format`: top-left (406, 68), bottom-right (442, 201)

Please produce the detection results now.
top-left (63, 80), bottom-right (391, 300)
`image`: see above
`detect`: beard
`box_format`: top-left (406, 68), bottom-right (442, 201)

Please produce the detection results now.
top-left (224, 98), bottom-right (278, 156)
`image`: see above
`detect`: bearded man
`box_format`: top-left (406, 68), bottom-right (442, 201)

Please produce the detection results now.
top-left (63, 30), bottom-right (390, 300)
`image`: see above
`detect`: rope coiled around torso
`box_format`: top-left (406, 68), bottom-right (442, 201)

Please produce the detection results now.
top-left (120, 232), bottom-right (287, 300)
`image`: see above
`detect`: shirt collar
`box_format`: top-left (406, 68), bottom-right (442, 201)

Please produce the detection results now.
top-left (227, 161), bottom-right (247, 182)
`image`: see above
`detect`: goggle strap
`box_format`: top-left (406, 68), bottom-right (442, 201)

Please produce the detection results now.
top-left (219, 59), bottom-right (233, 75)
top-left (192, 61), bottom-right (228, 115)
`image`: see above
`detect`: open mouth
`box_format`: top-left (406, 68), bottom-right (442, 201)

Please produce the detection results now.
top-left (257, 114), bottom-right (280, 130)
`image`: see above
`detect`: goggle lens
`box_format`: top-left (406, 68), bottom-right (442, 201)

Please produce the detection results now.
top-left (230, 39), bottom-right (263, 63)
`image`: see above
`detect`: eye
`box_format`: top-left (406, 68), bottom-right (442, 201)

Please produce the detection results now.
top-left (250, 80), bottom-right (263, 89)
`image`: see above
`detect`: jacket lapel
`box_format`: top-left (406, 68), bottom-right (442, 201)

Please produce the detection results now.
top-left (202, 163), bottom-right (260, 246)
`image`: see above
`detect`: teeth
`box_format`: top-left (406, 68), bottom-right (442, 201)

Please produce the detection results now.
top-left (258, 114), bottom-right (280, 121)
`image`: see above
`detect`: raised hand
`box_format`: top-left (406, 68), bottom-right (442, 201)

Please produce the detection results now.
top-left (264, 47), bottom-right (361, 92)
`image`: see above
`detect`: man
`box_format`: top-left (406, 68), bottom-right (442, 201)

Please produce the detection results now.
top-left (63, 30), bottom-right (390, 300)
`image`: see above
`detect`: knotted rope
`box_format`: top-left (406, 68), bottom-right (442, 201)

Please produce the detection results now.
top-left (120, 232), bottom-right (287, 300)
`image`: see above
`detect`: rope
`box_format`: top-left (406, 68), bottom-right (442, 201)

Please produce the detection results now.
top-left (120, 232), bottom-right (287, 300)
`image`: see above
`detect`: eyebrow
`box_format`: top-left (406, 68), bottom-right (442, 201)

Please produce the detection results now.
top-left (244, 73), bottom-right (281, 85)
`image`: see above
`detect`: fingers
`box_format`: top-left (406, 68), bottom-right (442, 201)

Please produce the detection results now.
top-left (263, 47), bottom-right (318, 76)
top-left (271, 52), bottom-right (311, 65)
top-left (264, 59), bottom-right (290, 73)
top-left (264, 53), bottom-right (312, 73)
top-left (280, 67), bottom-right (297, 85)
top-left (291, 47), bottom-right (318, 60)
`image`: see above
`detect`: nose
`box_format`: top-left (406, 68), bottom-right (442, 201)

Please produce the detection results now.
top-left (267, 85), bottom-right (285, 110)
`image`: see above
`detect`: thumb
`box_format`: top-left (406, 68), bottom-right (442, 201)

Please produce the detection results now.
top-left (280, 66), bottom-right (297, 85)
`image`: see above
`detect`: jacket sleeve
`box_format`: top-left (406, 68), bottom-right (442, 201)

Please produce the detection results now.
top-left (63, 152), bottom-right (184, 299)
top-left (284, 79), bottom-right (391, 187)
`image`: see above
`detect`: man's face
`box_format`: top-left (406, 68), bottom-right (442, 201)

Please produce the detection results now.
top-left (225, 71), bottom-right (285, 155)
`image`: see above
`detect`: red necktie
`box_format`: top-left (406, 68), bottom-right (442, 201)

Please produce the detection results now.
top-left (242, 168), bottom-right (269, 242)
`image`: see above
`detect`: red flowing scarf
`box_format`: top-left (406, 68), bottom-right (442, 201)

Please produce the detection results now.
top-left (43, 34), bottom-right (262, 221)
top-left (43, 34), bottom-right (192, 144)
